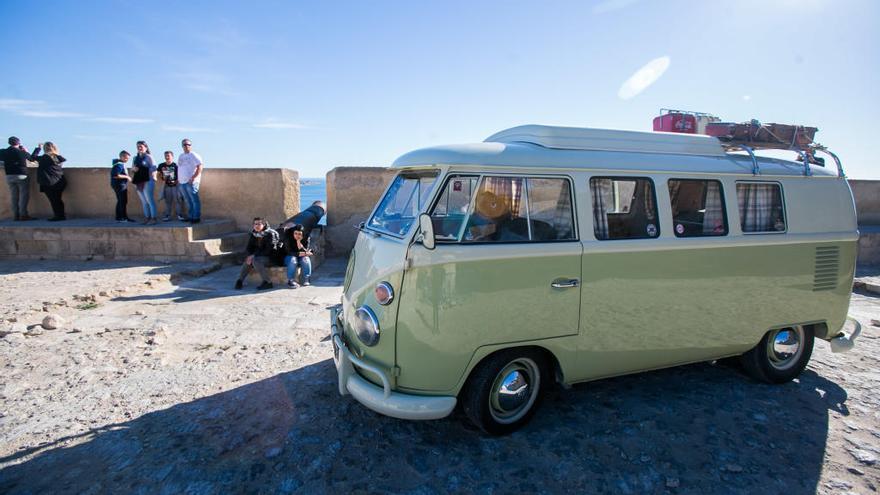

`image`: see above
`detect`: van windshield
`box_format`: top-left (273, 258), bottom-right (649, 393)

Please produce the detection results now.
top-left (367, 171), bottom-right (439, 237)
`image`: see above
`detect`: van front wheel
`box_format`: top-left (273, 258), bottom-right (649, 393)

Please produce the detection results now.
top-left (740, 326), bottom-right (814, 384)
top-left (461, 349), bottom-right (547, 435)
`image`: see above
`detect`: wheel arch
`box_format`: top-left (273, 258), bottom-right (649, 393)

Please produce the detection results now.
top-left (454, 343), bottom-right (565, 397)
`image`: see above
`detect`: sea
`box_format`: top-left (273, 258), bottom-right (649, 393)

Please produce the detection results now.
top-left (300, 178), bottom-right (327, 225)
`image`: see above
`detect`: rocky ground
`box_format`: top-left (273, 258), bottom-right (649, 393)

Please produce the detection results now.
top-left (0, 259), bottom-right (878, 494)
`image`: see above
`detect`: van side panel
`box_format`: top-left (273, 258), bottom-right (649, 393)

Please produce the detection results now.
top-left (571, 239), bottom-right (856, 381)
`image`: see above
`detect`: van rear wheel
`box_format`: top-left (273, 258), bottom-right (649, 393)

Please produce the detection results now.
top-left (740, 326), bottom-right (814, 384)
top-left (461, 349), bottom-right (548, 435)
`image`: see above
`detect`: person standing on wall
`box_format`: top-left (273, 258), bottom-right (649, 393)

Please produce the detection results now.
top-left (29, 142), bottom-right (67, 221)
top-left (157, 150), bottom-right (186, 222)
top-left (178, 138), bottom-right (203, 224)
top-left (131, 140), bottom-right (158, 225)
top-left (2, 136), bottom-right (34, 221)
top-left (111, 150), bottom-right (134, 222)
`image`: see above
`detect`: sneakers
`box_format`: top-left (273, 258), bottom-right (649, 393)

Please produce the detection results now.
top-left (177, 215), bottom-right (186, 221)
top-left (302, 276), bottom-right (311, 287)
top-left (162, 216), bottom-right (171, 222)
top-left (234, 279), bottom-right (243, 290)
top-left (257, 281), bottom-right (273, 291)
top-left (287, 279), bottom-right (299, 289)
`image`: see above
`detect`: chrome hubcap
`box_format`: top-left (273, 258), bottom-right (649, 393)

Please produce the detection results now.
top-left (767, 327), bottom-right (803, 371)
top-left (489, 358), bottom-right (540, 424)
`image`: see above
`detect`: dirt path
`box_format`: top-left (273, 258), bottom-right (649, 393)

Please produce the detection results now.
top-left (0, 261), bottom-right (878, 494)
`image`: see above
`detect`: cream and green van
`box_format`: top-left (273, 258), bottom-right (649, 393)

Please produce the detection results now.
top-left (330, 125), bottom-right (861, 434)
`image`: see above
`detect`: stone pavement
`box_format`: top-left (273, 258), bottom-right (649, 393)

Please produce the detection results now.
top-left (0, 260), bottom-right (878, 494)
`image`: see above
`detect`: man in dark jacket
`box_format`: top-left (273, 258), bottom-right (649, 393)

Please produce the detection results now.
top-left (234, 217), bottom-right (282, 290)
top-left (2, 136), bottom-right (33, 220)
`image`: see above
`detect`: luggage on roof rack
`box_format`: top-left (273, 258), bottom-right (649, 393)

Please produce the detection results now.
top-left (704, 120), bottom-right (817, 150)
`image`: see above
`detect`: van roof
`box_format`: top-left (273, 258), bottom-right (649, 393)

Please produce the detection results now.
top-left (392, 125), bottom-right (837, 177)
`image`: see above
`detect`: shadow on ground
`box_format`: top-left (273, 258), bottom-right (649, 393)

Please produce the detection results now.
top-left (0, 359), bottom-right (843, 494)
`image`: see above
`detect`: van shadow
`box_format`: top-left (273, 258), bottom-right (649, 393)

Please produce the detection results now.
top-left (0, 360), bottom-right (842, 494)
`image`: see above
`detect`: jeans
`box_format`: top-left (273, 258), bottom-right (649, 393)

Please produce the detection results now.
top-left (285, 255), bottom-right (312, 282)
top-left (5, 175), bottom-right (29, 219)
top-left (114, 187), bottom-right (128, 220)
top-left (180, 181), bottom-right (201, 220)
top-left (162, 185), bottom-right (185, 218)
top-left (239, 255), bottom-right (272, 283)
top-left (135, 180), bottom-right (157, 219)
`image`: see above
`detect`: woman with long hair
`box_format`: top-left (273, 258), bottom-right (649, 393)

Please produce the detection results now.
top-left (131, 140), bottom-right (158, 224)
top-left (30, 141), bottom-right (67, 221)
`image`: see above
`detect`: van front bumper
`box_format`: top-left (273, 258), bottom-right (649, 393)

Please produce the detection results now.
top-left (330, 306), bottom-right (456, 420)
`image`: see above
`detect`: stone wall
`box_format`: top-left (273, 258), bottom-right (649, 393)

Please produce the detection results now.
top-left (325, 166), bottom-right (397, 255)
top-left (0, 167), bottom-right (299, 231)
top-left (849, 180), bottom-right (880, 226)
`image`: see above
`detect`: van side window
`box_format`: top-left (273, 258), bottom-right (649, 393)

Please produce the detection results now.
top-left (464, 177), bottom-right (528, 242)
top-left (668, 179), bottom-right (728, 237)
top-left (430, 176), bottom-right (479, 240)
top-left (526, 178), bottom-right (576, 241)
top-left (736, 182), bottom-right (786, 233)
top-left (590, 177), bottom-right (659, 240)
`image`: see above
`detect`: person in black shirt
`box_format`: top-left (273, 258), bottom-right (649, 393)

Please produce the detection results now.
top-left (157, 151), bottom-right (186, 221)
top-left (30, 142), bottom-right (67, 221)
top-left (234, 217), bottom-right (281, 291)
top-left (2, 136), bottom-right (33, 220)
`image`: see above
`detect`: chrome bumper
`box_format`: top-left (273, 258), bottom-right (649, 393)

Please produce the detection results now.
top-left (829, 316), bottom-right (862, 353)
top-left (329, 306), bottom-right (456, 420)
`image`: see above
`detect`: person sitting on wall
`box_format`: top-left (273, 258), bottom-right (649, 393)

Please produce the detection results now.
top-left (235, 217), bottom-right (282, 291)
top-left (282, 224), bottom-right (313, 288)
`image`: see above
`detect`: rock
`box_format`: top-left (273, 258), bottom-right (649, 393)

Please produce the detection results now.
top-left (70, 328), bottom-right (82, 333)
top-left (99, 291), bottom-right (109, 297)
top-left (666, 477), bottom-right (680, 488)
top-left (134, 310), bottom-right (145, 316)
top-left (145, 327), bottom-right (167, 346)
top-left (265, 447), bottom-right (282, 459)
top-left (849, 448), bottom-right (877, 466)
top-left (724, 464), bottom-right (743, 473)
top-left (871, 319), bottom-right (880, 327)
top-left (847, 467), bottom-right (864, 475)
top-left (42, 314), bottom-right (64, 330)
top-left (25, 326), bottom-right (44, 336)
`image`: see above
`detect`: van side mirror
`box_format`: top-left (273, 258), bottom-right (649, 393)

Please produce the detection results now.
top-left (417, 214), bottom-right (435, 250)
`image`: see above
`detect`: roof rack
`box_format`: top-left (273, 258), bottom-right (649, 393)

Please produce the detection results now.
top-left (721, 142), bottom-right (845, 178)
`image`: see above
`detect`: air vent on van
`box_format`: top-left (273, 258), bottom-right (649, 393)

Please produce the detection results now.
top-left (812, 246), bottom-right (840, 291)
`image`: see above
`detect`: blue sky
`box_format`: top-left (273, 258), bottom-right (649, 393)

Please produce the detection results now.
top-left (1, 0), bottom-right (877, 178)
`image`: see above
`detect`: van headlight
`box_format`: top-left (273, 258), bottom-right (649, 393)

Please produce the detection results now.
top-left (354, 306), bottom-right (380, 346)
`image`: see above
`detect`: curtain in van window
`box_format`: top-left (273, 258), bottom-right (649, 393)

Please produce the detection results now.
top-left (737, 183), bottom-right (777, 232)
top-left (590, 179), bottom-right (611, 239)
top-left (702, 181), bottom-right (724, 234)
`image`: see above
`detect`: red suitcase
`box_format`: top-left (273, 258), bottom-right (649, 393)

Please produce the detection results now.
top-left (653, 113), bottom-right (697, 134)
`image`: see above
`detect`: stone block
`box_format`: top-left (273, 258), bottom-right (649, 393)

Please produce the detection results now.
top-left (114, 242), bottom-right (144, 256)
top-left (172, 228), bottom-right (192, 243)
top-left (1, 227), bottom-right (31, 240)
top-left (14, 240), bottom-right (49, 255)
top-left (61, 228), bottom-right (109, 242)
top-left (31, 228), bottom-right (62, 241)
top-left (0, 240), bottom-right (16, 255)
top-left (89, 241), bottom-right (115, 257)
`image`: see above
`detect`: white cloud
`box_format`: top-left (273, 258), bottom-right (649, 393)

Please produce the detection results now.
top-left (162, 125), bottom-right (218, 133)
top-left (87, 117), bottom-right (155, 124)
top-left (19, 110), bottom-right (86, 118)
top-left (0, 98), bottom-right (44, 110)
top-left (593, 0), bottom-right (639, 14)
top-left (252, 120), bottom-right (312, 130)
top-left (742, 95), bottom-right (752, 102)
top-left (617, 56), bottom-right (671, 100)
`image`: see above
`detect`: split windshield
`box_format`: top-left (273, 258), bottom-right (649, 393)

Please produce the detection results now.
top-left (367, 171), bottom-right (439, 237)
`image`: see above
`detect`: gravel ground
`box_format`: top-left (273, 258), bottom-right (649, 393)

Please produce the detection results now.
top-left (0, 260), bottom-right (878, 494)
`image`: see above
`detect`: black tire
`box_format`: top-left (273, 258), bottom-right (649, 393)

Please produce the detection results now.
top-left (740, 326), bottom-right (814, 384)
top-left (461, 348), bottom-right (549, 435)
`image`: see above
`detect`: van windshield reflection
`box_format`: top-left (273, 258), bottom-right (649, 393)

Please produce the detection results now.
top-left (367, 172), bottom-right (439, 237)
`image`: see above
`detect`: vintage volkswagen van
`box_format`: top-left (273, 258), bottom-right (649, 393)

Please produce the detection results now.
top-left (330, 125), bottom-right (861, 434)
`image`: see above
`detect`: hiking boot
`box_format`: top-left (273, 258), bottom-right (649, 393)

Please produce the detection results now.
top-left (302, 276), bottom-right (311, 287)
top-left (234, 279), bottom-right (243, 290)
top-left (257, 281), bottom-right (273, 291)
top-left (287, 279), bottom-right (299, 289)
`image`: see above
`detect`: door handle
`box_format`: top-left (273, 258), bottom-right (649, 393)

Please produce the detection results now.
top-left (551, 278), bottom-right (580, 289)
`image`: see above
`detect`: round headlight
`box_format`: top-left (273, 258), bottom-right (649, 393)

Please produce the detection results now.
top-left (375, 282), bottom-right (394, 305)
top-left (354, 306), bottom-right (380, 346)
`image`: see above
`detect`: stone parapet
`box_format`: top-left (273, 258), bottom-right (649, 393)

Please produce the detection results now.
top-left (0, 167), bottom-right (299, 231)
top-left (325, 166), bottom-right (396, 256)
